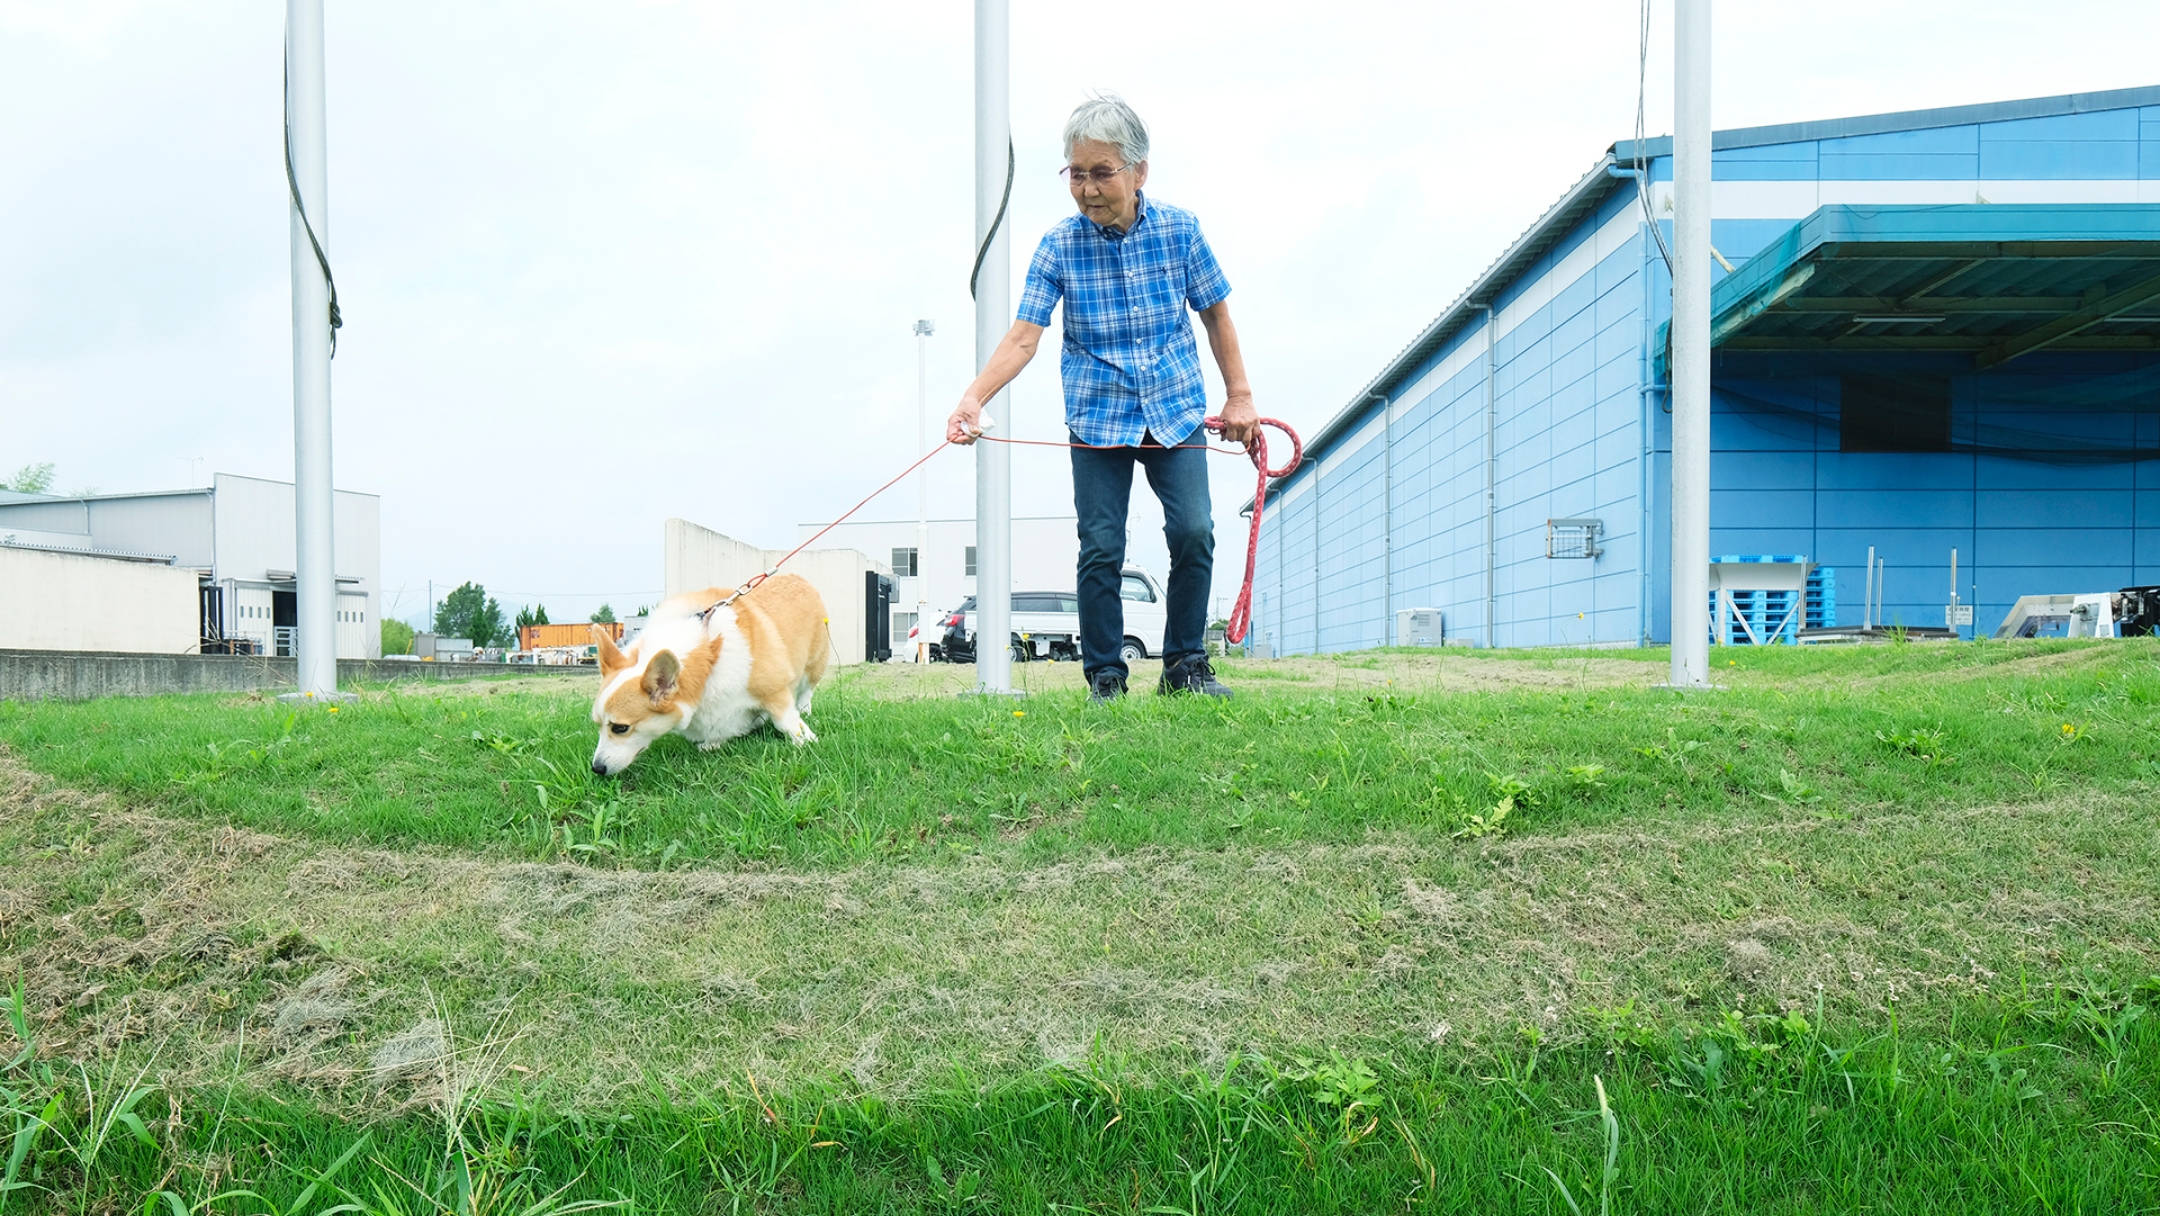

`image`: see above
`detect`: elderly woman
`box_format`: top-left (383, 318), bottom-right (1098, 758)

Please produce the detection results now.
top-left (948, 94), bottom-right (1257, 702)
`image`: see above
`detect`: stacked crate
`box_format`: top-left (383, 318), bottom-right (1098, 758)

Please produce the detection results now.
top-left (1710, 556), bottom-right (1837, 644)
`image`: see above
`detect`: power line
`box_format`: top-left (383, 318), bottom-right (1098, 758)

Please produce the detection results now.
top-left (1635, 0), bottom-right (1675, 277)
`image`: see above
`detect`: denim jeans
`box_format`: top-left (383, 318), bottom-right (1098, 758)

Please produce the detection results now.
top-left (1070, 430), bottom-right (1213, 680)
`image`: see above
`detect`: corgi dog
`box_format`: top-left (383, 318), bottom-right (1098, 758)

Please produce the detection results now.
top-left (588, 574), bottom-right (832, 776)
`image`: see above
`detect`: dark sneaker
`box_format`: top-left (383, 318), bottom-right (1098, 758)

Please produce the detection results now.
top-left (1158, 654), bottom-right (1232, 698)
top-left (1088, 670), bottom-right (1128, 704)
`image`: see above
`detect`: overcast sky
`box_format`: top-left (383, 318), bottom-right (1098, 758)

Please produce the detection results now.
top-left (6, 1), bottom-right (2159, 626)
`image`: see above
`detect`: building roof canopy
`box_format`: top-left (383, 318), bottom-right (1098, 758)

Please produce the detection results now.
top-left (1656, 204), bottom-right (2160, 378)
top-left (1264, 82), bottom-right (2160, 511)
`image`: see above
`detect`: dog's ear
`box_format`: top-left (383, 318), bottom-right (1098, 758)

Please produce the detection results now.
top-left (642, 649), bottom-right (681, 702)
top-left (594, 626), bottom-right (628, 675)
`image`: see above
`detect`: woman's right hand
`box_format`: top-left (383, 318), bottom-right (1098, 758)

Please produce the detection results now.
top-left (946, 399), bottom-right (984, 445)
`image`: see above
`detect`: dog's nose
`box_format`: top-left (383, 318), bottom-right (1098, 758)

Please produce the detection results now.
top-left (590, 760), bottom-right (609, 776)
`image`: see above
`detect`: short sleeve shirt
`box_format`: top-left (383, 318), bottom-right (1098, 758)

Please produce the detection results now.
top-left (1015, 194), bottom-right (1231, 447)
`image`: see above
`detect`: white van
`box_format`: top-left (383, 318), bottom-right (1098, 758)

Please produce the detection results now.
top-left (939, 567), bottom-right (1169, 665)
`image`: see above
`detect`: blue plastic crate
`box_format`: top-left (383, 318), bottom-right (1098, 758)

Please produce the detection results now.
top-left (1710, 558), bottom-right (1836, 642)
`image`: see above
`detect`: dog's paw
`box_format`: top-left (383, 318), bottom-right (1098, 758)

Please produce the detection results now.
top-left (697, 740), bottom-right (728, 752)
top-left (789, 723), bottom-right (818, 746)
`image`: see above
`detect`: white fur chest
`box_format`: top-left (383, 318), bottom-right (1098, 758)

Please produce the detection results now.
top-left (679, 606), bottom-right (767, 745)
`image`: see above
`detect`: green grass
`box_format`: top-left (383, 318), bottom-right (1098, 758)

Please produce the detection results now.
top-left (1, 639), bottom-right (2155, 869)
top-left (9, 979), bottom-right (2159, 1213)
top-left (1, 641), bottom-right (2158, 1211)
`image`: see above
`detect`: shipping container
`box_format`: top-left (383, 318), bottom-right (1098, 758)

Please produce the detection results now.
top-left (520, 621), bottom-right (620, 653)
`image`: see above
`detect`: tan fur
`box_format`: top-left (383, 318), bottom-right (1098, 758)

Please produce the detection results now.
top-left (727, 576), bottom-right (833, 721)
top-left (603, 633), bottom-right (722, 724)
top-left (594, 625), bottom-right (629, 676)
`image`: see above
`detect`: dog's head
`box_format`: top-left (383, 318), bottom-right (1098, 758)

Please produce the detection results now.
top-left (589, 625), bottom-right (720, 776)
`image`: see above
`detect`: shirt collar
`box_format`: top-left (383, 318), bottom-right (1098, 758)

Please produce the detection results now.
top-left (1092, 190), bottom-right (1147, 240)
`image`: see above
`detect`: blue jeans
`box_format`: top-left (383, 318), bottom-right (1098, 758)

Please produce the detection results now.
top-left (1071, 430), bottom-right (1213, 680)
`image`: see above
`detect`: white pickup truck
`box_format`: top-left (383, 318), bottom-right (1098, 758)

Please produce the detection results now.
top-left (937, 567), bottom-right (1169, 664)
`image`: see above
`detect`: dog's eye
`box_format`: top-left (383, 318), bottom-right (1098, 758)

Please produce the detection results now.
top-left (609, 723), bottom-right (630, 736)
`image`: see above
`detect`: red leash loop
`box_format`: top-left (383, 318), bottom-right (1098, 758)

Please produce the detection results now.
top-left (1203, 415), bottom-right (1303, 646)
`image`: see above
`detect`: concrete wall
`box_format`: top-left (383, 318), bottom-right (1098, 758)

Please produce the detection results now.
top-left (0, 548), bottom-right (200, 654)
top-left (662, 518), bottom-right (891, 664)
top-left (0, 649), bottom-right (589, 702)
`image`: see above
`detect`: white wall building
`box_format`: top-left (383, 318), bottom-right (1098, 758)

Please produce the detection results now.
top-left (0, 546), bottom-right (202, 654)
top-left (800, 516), bottom-right (1089, 657)
top-left (662, 518), bottom-right (892, 665)
top-left (0, 474), bottom-right (381, 658)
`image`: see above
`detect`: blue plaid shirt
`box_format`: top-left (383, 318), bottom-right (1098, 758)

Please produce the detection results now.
top-left (1016, 194), bottom-right (1231, 447)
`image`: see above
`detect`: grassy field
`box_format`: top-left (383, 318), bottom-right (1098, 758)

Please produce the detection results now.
top-left (0, 641), bottom-right (2156, 1211)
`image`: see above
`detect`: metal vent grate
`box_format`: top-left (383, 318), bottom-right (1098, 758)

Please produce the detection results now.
top-left (1545, 518), bottom-right (1603, 559)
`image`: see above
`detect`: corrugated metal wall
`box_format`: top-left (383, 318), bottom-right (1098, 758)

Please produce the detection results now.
top-left (1257, 186), bottom-right (1657, 653)
top-left (1710, 353), bottom-right (2160, 635)
top-left (1260, 96), bottom-right (2160, 653)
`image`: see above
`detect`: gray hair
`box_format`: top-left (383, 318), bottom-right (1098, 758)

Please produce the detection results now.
top-left (1062, 94), bottom-right (1149, 167)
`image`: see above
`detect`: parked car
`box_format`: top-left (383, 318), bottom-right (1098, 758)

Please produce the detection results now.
top-left (939, 568), bottom-right (1168, 664)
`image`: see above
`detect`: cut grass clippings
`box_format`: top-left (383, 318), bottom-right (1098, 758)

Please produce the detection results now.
top-left (0, 640), bottom-right (2157, 1210)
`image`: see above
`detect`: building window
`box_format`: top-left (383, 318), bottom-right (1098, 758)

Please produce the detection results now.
top-left (890, 547), bottom-right (918, 577)
top-left (965, 546), bottom-right (977, 577)
top-left (1841, 373), bottom-right (1951, 452)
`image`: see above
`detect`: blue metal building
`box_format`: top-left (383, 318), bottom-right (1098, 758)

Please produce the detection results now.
top-left (1254, 85), bottom-right (2160, 651)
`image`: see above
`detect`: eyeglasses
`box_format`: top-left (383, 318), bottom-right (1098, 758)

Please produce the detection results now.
top-left (1061, 163), bottom-right (1134, 186)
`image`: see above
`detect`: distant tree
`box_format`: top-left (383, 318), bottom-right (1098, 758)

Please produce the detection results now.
top-left (435, 581), bottom-right (510, 647)
top-left (4, 462), bottom-right (55, 494)
top-left (632, 605), bottom-right (651, 618)
top-left (515, 603), bottom-right (551, 630)
top-left (590, 604), bottom-right (616, 624)
top-left (381, 618), bottom-right (416, 656)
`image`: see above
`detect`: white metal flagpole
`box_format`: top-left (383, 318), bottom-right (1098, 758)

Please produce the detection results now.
top-left (1669, 0), bottom-right (1712, 688)
top-left (284, 0), bottom-right (345, 703)
top-left (973, 0), bottom-right (1013, 693)
top-left (914, 318), bottom-right (934, 662)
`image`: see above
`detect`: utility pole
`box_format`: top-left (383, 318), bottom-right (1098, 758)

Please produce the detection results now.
top-left (282, 0), bottom-right (348, 704)
top-left (914, 318), bottom-right (935, 662)
top-left (973, 0), bottom-right (1013, 693)
top-left (1669, 0), bottom-right (1712, 688)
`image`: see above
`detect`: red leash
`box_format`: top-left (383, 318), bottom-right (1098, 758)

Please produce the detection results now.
top-left (1195, 416), bottom-right (1301, 644)
top-left (753, 416), bottom-right (1304, 647)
